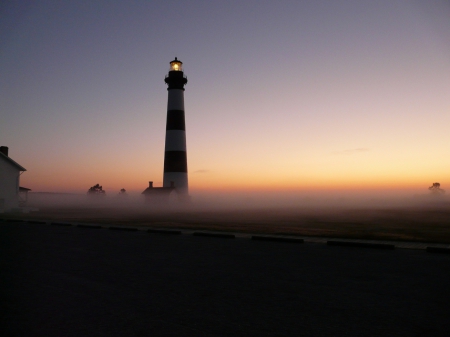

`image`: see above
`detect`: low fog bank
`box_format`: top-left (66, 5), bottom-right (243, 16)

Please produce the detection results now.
top-left (27, 192), bottom-right (153, 209)
top-left (191, 190), bottom-right (450, 211)
top-left (27, 189), bottom-right (450, 212)
top-left (22, 190), bottom-right (450, 243)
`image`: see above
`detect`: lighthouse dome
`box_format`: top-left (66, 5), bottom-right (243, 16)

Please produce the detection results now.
top-left (170, 57), bottom-right (183, 71)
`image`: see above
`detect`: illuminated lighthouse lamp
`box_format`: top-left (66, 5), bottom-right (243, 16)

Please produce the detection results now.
top-left (170, 57), bottom-right (183, 71)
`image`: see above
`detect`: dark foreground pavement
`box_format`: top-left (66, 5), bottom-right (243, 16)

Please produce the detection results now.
top-left (1, 222), bottom-right (449, 336)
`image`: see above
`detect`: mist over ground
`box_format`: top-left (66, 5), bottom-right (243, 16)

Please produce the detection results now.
top-left (9, 189), bottom-right (447, 244)
top-left (27, 188), bottom-right (449, 211)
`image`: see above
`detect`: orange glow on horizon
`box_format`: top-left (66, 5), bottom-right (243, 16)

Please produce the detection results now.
top-left (22, 173), bottom-right (446, 194)
top-left (19, 151), bottom-right (448, 194)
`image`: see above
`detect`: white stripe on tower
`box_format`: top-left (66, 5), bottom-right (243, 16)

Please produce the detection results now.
top-left (163, 57), bottom-right (188, 197)
top-left (167, 89), bottom-right (184, 110)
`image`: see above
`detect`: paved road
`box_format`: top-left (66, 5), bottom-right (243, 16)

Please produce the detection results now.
top-left (1, 222), bottom-right (449, 336)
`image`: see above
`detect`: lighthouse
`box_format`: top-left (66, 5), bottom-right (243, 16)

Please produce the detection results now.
top-left (163, 57), bottom-right (189, 197)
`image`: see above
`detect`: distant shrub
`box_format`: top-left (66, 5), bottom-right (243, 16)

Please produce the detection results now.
top-left (87, 184), bottom-right (106, 196)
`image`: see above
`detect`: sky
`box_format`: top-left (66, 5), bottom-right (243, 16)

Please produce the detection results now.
top-left (1, 0), bottom-right (449, 195)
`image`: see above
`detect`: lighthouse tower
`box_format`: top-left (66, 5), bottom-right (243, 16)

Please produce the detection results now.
top-left (163, 57), bottom-right (188, 197)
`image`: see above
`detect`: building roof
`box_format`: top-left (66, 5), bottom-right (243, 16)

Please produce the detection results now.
top-left (142, 187), bottom-right (174, 196)
top-left (0, 151), bottom-right (26, 171)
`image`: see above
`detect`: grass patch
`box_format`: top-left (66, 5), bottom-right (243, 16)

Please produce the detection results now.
top-left (3, 206), bottom-right (450, 243)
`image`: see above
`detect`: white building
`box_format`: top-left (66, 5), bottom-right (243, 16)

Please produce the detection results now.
top-left (0, 146), bottom-right (27, 212)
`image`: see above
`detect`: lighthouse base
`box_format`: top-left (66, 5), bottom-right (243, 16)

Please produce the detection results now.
top-left (163, 172), bottom-right (188, 197)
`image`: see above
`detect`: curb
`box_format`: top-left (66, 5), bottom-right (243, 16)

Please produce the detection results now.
top-left (77, 224), bottom-right (102, 229)
top-left (327, 240), bottom-right (395, 249)
top-left (193, 232), bottom-right (235, 239)
top-left (109, 226), bottom-right (138, 232)
top-left (426, 247), bottom-right (450, 254)
top-left (252, 235), bottom-right (304, 243)
top-left (51, 222), bottom-right (72, 226)
top-left (148, 229), bottom-right (182, 235)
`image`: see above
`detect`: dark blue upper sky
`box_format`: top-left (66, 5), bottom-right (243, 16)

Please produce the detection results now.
top-left (1, 0), bottom-right (449, 192)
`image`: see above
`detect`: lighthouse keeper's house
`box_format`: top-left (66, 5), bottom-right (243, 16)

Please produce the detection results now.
top-left (0, 146), bottom-right (27, 212)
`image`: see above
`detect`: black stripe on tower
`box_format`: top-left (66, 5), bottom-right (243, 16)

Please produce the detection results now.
top-left (166, 110), bottom-right (186, 130)
top-left (164, 151), bottom-right (187, 172)
top-left (165, 71), bottom-right (188, 90)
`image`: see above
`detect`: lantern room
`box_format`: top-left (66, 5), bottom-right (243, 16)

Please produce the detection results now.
top-left (169, 57), bottom-right (183, 72)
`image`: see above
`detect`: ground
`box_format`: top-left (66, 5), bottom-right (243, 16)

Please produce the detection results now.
top-left (1, 221), bottom-right (449, 336)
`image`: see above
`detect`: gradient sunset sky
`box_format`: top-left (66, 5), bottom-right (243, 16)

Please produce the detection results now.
top-left (1, 0), bottom-right (449, 194)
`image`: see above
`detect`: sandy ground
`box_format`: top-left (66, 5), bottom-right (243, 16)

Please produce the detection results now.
top-left (4, 203), bottom-right (450, 243)
top-left (1, 221), bottom-right (449, 336)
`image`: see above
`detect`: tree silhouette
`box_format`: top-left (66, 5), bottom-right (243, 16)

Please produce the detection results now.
top-left (87, 184), bottom-right (106, 195)
top-left (428, 182), bottom-right (445, 194)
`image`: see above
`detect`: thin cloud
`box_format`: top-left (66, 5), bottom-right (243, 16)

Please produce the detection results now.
top-left (194, 169), bottom-right (210, 173)
top-left (332, 148), bottom-right (370, 155)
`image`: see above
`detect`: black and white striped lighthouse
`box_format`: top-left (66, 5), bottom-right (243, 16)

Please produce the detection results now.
top-left (163, 57), bottom-right (188, 197)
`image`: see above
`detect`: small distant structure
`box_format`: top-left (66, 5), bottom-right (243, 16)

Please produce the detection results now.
top-left (117, 188), bottom-right (128, 198)
top-left (87, 184), bottom-right (106, 196)
top-left (0, 146), bottom-right (30, 212)
top-left (142, 181), bottom-right (175, 202)
top-left (19, 187), bottom-right (32, 207)
top-left (429, 182), bottom-right (445, 195)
